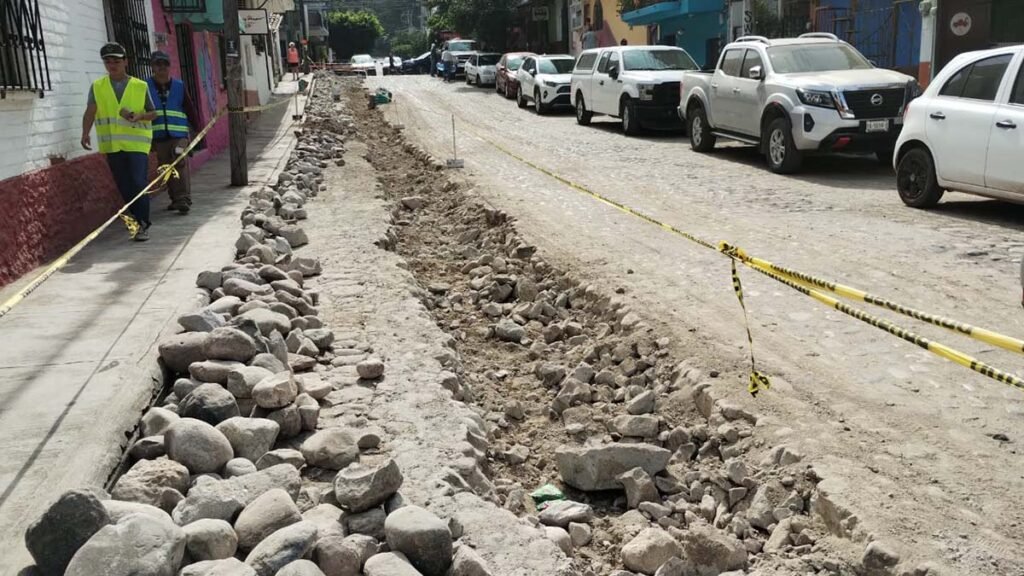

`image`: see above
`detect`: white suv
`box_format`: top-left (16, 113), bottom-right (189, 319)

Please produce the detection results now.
top-left (516, 55), bottom-right (575, 114)
top-left (894, 45), bottom-right (1024, 207)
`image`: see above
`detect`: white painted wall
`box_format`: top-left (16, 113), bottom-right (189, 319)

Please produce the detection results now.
top-left (0, 0), bottom-right (111, 180)
top-left (241, 35), bottom-right (272, 105)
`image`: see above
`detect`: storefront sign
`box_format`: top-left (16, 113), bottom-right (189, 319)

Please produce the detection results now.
top-left (240, 9), bottom-right (269, 35)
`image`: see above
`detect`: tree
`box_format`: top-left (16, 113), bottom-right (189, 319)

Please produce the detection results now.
top-left (390, 29), bottom-right (431, 58)
top-left (428, 0), bottom-right (516, 49)
top-left (327, 10), bottom-right (385, 59)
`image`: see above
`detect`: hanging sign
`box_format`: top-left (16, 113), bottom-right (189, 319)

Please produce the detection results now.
top-left (240, 9), bottom-right (269, 35)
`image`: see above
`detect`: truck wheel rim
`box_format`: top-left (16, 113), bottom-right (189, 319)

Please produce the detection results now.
top-left (769, 130), bottom-right (786, 165)
top-left (692, 116), bottom-right (703, 145)
top-left (624, 106), bottom-right (631, 130)
top-left (577, 99), bottom-right (584, 120)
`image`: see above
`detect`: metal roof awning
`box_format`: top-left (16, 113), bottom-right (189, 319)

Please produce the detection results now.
top-left (621, 0), bottom-right (720, 25)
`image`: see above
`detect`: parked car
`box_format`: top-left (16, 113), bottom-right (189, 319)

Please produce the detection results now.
top-left (466, 53), bottom-right (501, 86)
top-left (516, 55), bottom-right (575, 114)
top-left (376, 55), bottom-right (403, 74)
top-left (496, 52), bottom-right (534, 99)
top-left (441, 39), bottom-right (478, 78)
top-left (348, 54), bottom-right (376, 74)
top-left (572, 45), bottom-right (698, 135)
top-left (894, 45), bottom-right (1024, 207)
top-left (403, 52), bottom-right (432, 74)
top-left (679, 33), bottom-right (918, 173)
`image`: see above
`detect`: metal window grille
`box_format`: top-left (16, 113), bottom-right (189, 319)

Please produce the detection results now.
top-left (162, 0), bottom-right (206, 12)
top-left (107, 0), bottom-right (152, 80)
top-left (0, 0), bottom-right (52, 99)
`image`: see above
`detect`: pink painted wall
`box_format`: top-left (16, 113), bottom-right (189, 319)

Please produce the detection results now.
top-left (150, 0), bottom-right (229, 168)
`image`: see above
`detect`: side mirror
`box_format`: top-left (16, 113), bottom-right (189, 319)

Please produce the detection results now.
top-left (529, 69), bottom-right (536, 76)
top-left (608, 64), bottom-right (619, 79)
top-left (749, 65), bottom-right (763, 80)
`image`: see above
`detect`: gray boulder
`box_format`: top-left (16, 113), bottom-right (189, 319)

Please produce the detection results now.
top-left (223, 278), bottom-right (273, 299)
top-left (302, 503), bottom-right (346, 541)
top-left (159, 332), bottom-right (210, 373)
top-left (24, 489), bottom-right (111, 576)
top-left (313, 534), bottom-right (365, 576)
top-left (621, 528), bottom-right (683, 576)
top-left (227, 366), bottom-right (275, 399)
top-left (355, 358), bottom-right (384, 380)
top-left (184, 518), bottom-right (238, 561)
top-left (450, 545), bottom-right (493, 576)
top-left (556, 443), bottom-right (671, 491)
top-left (364, 552), bottom-right (424, 576)
top-left (189, 360), bottom-right (245, 385)
top-left (343, 507), bottom-right (387, 540)
top-left (277, 560), bottom-right (326, 576)
top-left (180, 558), bottom-right (256, 576)
top-left (494, 319), bottom-right (525, 343)
top-left (235, 308), bottom-right (291, 337)
top-left (234, 488), bottom-right (302, 552)
top-left (172, 464), bottom-right (301, 525)
top-left (537, 500), bottom-right (593, 528)
top-left (266, 404), bottom-right (302, 438)
top-left (216, 417), bottom-right (280, 463)
top-left (256, 448), bottom-right (306, 470)
top-left (165, 418), bottom-right (234, 474)
top-left (301, 428), bottom-right (360, 470)
top-left (333, 458), bottom-right (403, 513)
top-left (102, 501), bottom-right (170, 524)
top-left (141, 407), bottom-right (179, 437)
top-left (385, 505), bottom-right (453, 576)
top-left (224, 458), bottom-right (259, 478)
top-left (204, 327), bottom-right (259, 362)
top-left (180, 383), bottom-right (241, 425)
top-left (111, 458), bottom-right (189, 511)
top-left (244, 521), bottom-right (318, 576)
top-left (617, 467), bottom-right (659, 510)
top-left (65, 513), bottom-right (185, 576)
top-left (180, 308), bottom-right (227, 333)
top-left (253, 372), bottom-right (298, 409)
top-left (678, 523), bottom-right (747, 575)
top-left (251, 352), bottom-right (288, 374)
top-left (609, 415), bottom-right (659, 438)
top-left (296, 373), bottom-right (332, 400)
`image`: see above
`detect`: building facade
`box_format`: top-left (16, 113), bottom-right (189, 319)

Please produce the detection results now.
top-left (569, 0), bottom-right (649, 54)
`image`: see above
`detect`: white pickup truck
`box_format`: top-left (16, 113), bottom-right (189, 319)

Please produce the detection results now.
top-left (679, 33), bottom-right (918, 173)
top-left (571, 45), bottom-right (699, 135)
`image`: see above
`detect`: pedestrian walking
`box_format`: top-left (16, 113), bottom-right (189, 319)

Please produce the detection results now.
top-left (81, 42), bottom-right (156, 241)
top-left (147, 50), bottom-right (199, 215)
top-left (442, 46), bottom-right (456, 83)
top-left (581, 19), bottom-right (599, 50)
top-left (287, 42), bottom-right (300, 80)
top-left (429, 42), bottom-right (438, 77)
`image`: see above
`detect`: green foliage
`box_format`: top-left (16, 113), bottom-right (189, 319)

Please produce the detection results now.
top-left (750, 0), bottom-right (785, 38)
top-left (434, 0), bottom-right (516, 49)
top-left (327, 10), bottom-right (385, 59)
top-left (390, 29), bottom-right (431, 58)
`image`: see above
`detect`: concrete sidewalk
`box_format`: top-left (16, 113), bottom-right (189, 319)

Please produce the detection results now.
top-left (0, 77), bottom-right (308, 575)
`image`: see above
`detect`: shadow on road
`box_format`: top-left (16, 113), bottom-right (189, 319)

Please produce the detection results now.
top-left (926, 197), bottom-right (1024, 231)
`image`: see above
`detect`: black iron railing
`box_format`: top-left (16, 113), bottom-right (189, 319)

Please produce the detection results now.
top-left (108, 0), bottom-right (152, 80)
top-left (0, 0), bottom-right (52, 99)
top-left (162, 0), bottom-right (206, 12)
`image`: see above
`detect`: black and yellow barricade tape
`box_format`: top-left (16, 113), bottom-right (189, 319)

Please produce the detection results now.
top-left (0, 94), bottom-right (302, 321)
top-left (456, 125), bottom-right (1024, 395)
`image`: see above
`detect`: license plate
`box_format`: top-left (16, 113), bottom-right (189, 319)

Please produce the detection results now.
top-left (865, 120), bottom-right (889, 133)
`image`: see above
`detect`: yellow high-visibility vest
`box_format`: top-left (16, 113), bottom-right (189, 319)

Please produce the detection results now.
top-left (92, 76), bottom-right (152, 154)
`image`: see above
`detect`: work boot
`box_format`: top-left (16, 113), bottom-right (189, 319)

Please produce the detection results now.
top-left (134, 224), bottom-right (150, 242)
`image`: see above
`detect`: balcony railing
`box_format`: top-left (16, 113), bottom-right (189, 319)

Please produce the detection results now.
top-left (0, 0), bottom-right (52, 99)
top-left (162, 0), bottom-right (206, 13)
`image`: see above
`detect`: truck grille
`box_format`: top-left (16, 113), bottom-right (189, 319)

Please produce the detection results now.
top-left (653, 82), bottom-right (681, 107)
top-left (842, 88), bottom-right (905, 119)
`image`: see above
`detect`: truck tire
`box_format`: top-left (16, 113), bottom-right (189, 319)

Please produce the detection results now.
top-left (896, 147), bottom-right (944, 208)
top-left (517, 86), bottom-right (528, 109)
top-left (689, 106), bottom-right (716, 152)
top-left (765, 117), bottom-right (803, 174)
top-left (576, 94), bottom-right (593, 126)
top-left (621, 98), bottom-right (641, 136)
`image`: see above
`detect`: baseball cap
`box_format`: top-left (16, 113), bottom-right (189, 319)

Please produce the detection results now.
top-left (151, 50), bottom-right (171, 64)
top-left (100, 42), bottom-right (126, 59)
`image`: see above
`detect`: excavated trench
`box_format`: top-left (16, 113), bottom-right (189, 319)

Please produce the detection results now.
top-left (338, 76), bottom-right (868, 576)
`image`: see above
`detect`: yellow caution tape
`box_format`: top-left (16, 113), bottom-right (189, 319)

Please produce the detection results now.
top-left (0, 92), bottom-right (304, 320)
top-left (458, 125), bottom-right (1024, 395)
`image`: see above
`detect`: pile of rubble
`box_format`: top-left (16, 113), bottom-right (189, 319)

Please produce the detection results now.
top-left (20, 82), bottom-right (490, 576)
top-left (342, 76), bottom-right (914, 576)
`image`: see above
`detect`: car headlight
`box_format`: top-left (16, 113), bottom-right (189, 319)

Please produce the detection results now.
top-left (638, 83), bottom-right (655, 101)
top-left (906, 80), bottom-right (923, 101)
top-left (543, 79), bottom-right (558, 87)
top-left (797, 88), bottom-right (835, 109)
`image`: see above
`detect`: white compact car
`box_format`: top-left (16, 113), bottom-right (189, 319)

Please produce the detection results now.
top-left (516, 55), bottom-right (575, 114)
top-left (894, 45), bottom-right (1024, 207)
top-left (466, 53), bottom-right (501, 86)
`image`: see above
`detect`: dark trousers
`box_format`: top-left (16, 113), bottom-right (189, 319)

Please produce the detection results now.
top-left (152, 138), bottom-right (191, 205)
top-left (106, 151), bottom-right (151, 227)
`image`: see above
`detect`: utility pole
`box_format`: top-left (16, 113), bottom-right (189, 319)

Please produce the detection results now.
top-left (224, 0), bottom-right (248, 186)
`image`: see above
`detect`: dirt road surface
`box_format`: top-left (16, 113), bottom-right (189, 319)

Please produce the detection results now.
top-left (368, 75), bottom-right (1024, 575)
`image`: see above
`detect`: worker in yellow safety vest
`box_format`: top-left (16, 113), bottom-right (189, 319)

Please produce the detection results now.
top-left (81, 42), bottom-right (157, 241)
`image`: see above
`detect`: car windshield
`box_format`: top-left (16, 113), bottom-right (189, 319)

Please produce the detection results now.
top-left (622, 49), bottom-right (698, 71)
top-left (506, 56), bottom-right (525, 70)
top-left (447, 41), bottom-right (475, 52)
top-left (538, 58), bottom-right (575, 74)
top-left (479, 54), bottom-right (500, 66)
top-left (767, 44), bottom-right (872, 73)
top-left (351, 55), bottom-right (373, 64)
